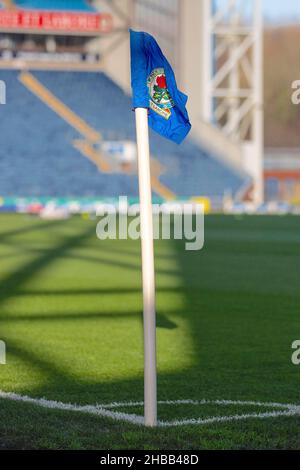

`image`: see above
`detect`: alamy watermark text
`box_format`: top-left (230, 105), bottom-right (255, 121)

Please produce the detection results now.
top-left (96, 197), bottom-right (204, 251)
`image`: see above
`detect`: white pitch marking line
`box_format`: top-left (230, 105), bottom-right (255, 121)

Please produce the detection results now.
top-left (1, 390), bottom-right (300, 427)
top-left (100, 398), bottom-right (297, 410)
top-left (0, 391), bottom-right (144, 426)
top-left (159, 409), bottom-right (300, 427)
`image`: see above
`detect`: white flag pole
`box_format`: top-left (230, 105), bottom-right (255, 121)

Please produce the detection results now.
top-left (134, 107), bottom-right (157, 427)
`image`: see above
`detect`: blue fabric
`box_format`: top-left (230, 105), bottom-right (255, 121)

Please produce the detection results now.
top-left (130, 29), bottom-right (191, 144)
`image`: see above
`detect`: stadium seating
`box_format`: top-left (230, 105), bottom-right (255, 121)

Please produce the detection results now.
top-left (14, 0), bottom-right (95, 12)
top-left (0, 69), bottom-right (247, 200)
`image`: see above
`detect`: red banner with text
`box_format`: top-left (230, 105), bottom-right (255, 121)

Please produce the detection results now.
top-left (0, 9), bottom-right (113, 33)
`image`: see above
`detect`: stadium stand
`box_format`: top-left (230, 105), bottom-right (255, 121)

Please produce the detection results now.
top-left (0, 69), bottom-right (247, 200)
top-left (13, 0), bottom-right (95, 12)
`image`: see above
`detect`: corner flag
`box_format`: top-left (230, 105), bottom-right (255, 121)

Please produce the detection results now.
top-left (130, 30), bottom-right (191, 427)
top-left (130, 29), bottom-right (191, 144)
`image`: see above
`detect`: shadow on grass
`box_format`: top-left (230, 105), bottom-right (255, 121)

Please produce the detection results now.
top-left (1, 215), bottom-right (300, 409)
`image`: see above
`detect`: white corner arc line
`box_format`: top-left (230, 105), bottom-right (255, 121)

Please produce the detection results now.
top-left (100, 398), bottom-right (298, 410)
top-left (1, 390), bottom-right (300, 427)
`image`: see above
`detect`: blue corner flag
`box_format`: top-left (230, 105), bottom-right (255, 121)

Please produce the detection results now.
top-left (130, 29), bottom-right (191, 144)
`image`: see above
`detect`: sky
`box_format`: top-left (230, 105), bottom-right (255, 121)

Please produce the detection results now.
top-left (264, 0), bottom-right (300, 24)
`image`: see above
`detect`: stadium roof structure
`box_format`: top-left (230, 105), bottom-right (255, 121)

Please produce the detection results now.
top-left (10, 0), bottom-right (96, 11)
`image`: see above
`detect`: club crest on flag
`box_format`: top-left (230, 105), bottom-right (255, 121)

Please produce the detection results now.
top-left (130, 29), bottom-right (191, 143)
top-left (147, 68), bottom-right (174, 120)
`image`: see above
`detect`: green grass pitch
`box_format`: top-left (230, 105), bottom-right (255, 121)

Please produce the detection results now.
top-left (0, 213), bottom-right (300, 449)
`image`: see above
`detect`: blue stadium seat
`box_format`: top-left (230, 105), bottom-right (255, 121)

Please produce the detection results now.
top-left (14, 0), bottom-right (95, 12)
top-left (0, 69), bottom-right (246, 199)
